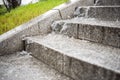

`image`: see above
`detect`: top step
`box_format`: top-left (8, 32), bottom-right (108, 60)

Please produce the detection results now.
top-left (74, 6), bottom-right (120, 21)
top-left (94, 0), bottom-right (120, 6)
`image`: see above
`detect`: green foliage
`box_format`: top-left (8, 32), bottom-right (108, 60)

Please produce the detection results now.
top-left (0, 0), bottom-right (68, 35)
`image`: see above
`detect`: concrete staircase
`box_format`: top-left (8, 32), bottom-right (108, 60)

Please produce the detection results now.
top-left (11, 0), bottom-right (120, 80)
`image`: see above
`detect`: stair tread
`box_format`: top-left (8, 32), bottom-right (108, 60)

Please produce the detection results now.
top-left (73, 6), bottom-right (120, 21)
top-left (81, 6), bottom-right (120, 7)
top-left (0, 52), bottom-right (71, 80)
top-left (27, 33), bottom-right (120, 74)
top-left (59, 18), bottom-right (120, 28)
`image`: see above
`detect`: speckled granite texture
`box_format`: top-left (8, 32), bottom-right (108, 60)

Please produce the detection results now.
top-left (74, 6), bottom-right (120, 21)
top-left (94, 0), bottom-right (120, 6)
top-left (26, 33), bottom-right (120, 80)
top-left (0, 0), bottom-right (120, 80)
top-left (51, 18), bottom-right (120, 48)
top-left (0, 52), bottom-right (72, 80)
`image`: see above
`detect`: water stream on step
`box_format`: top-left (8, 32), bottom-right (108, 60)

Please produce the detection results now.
top-left (85, 7), bottom-right (90, 18)
top-left (94, 0), bottom-right (102, 6)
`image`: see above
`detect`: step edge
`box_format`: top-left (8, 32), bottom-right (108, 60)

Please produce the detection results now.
top-left (26, 37), bottom-right (120, 74)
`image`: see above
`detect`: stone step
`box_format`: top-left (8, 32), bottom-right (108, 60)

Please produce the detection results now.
top-left (74, 6), bottom-right (120, 21)
top-left (51, 18), bottom-right (120, 48)
top-left (25, 33), bottom-right (120, 80)
top-left (94, 0), bottom-right (120, 6)
top-left (0, 52), bottom-right (72, 80)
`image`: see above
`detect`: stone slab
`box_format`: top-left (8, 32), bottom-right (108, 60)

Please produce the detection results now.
top-left (51, 21), bottom-right (78, 38)
top-left (26, 37), bottom-right (71, 75)
top-left (75, 6), bottom-right (120, 21)
top-left (87, 6), bottom-right (120, 21)
top-left (60, 23), bottom-right (78, 38)
top-left (103, 27), bottom-right (120, 48)
top-left (25, 34), bottom-right (120, 80)
top-left (71, 58), bottom-right (119, 80)
top-left (51, 18), bottom-right (120, 48)
top-left (94, 0), bottom-right (120, 6)
top-left (78, 23), bottom-right (120, 48)
top-left (78, 24), bottom-right (104, 44)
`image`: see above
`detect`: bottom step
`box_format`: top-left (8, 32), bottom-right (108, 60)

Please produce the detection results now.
top-left (26, 33), bottom-right (120, 80)
top-left (0, 52), bottom-right (72, 80)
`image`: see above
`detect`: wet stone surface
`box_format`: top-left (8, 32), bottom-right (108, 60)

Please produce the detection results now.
top-left (0, 52), bottom-right (72, 80)
top-left (26, 34), bottom-right (120, 80)
top-left (51, 18), bottom-right (120, 48)
top-left (94, 0), bottom-right (120, 6)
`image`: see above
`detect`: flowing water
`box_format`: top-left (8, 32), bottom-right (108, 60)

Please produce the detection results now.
top-left (85, 7), bottom-right (90, 18)
top-left (94, 0), bottom-right (102, 6)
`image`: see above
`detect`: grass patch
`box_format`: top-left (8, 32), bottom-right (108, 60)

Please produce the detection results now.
top-left (0, 0), bottom-right (68, 35)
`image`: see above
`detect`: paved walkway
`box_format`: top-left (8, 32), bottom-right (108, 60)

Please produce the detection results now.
top-left (0, 52), bottom-right (71, 80)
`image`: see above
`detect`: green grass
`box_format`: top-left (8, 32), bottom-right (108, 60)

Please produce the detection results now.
top-left (0, 0), bottom-right (68, 35)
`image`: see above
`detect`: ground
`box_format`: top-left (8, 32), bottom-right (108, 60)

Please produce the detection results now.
top-left (0, 52), bottom-right (71, 80)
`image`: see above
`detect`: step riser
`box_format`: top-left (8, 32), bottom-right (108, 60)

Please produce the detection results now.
top-left (53, 23), bottom-right (120, 48)
top-left (26, 41), bottom-right (120, 80)
top-left (88, 7), bottom-right (120, 21)
top-left (74, 7), bottom-right (120, 21)
top-left (78, 24), bottom-right (120, 48)
top-left (60, 23), bottom-right (78, 38)
top-left (26, 42), bottom-right (70, 75)
top-left (74, 7), bottom-right (87, 17)
top-left (94, 0), bottom-right (120, 6)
